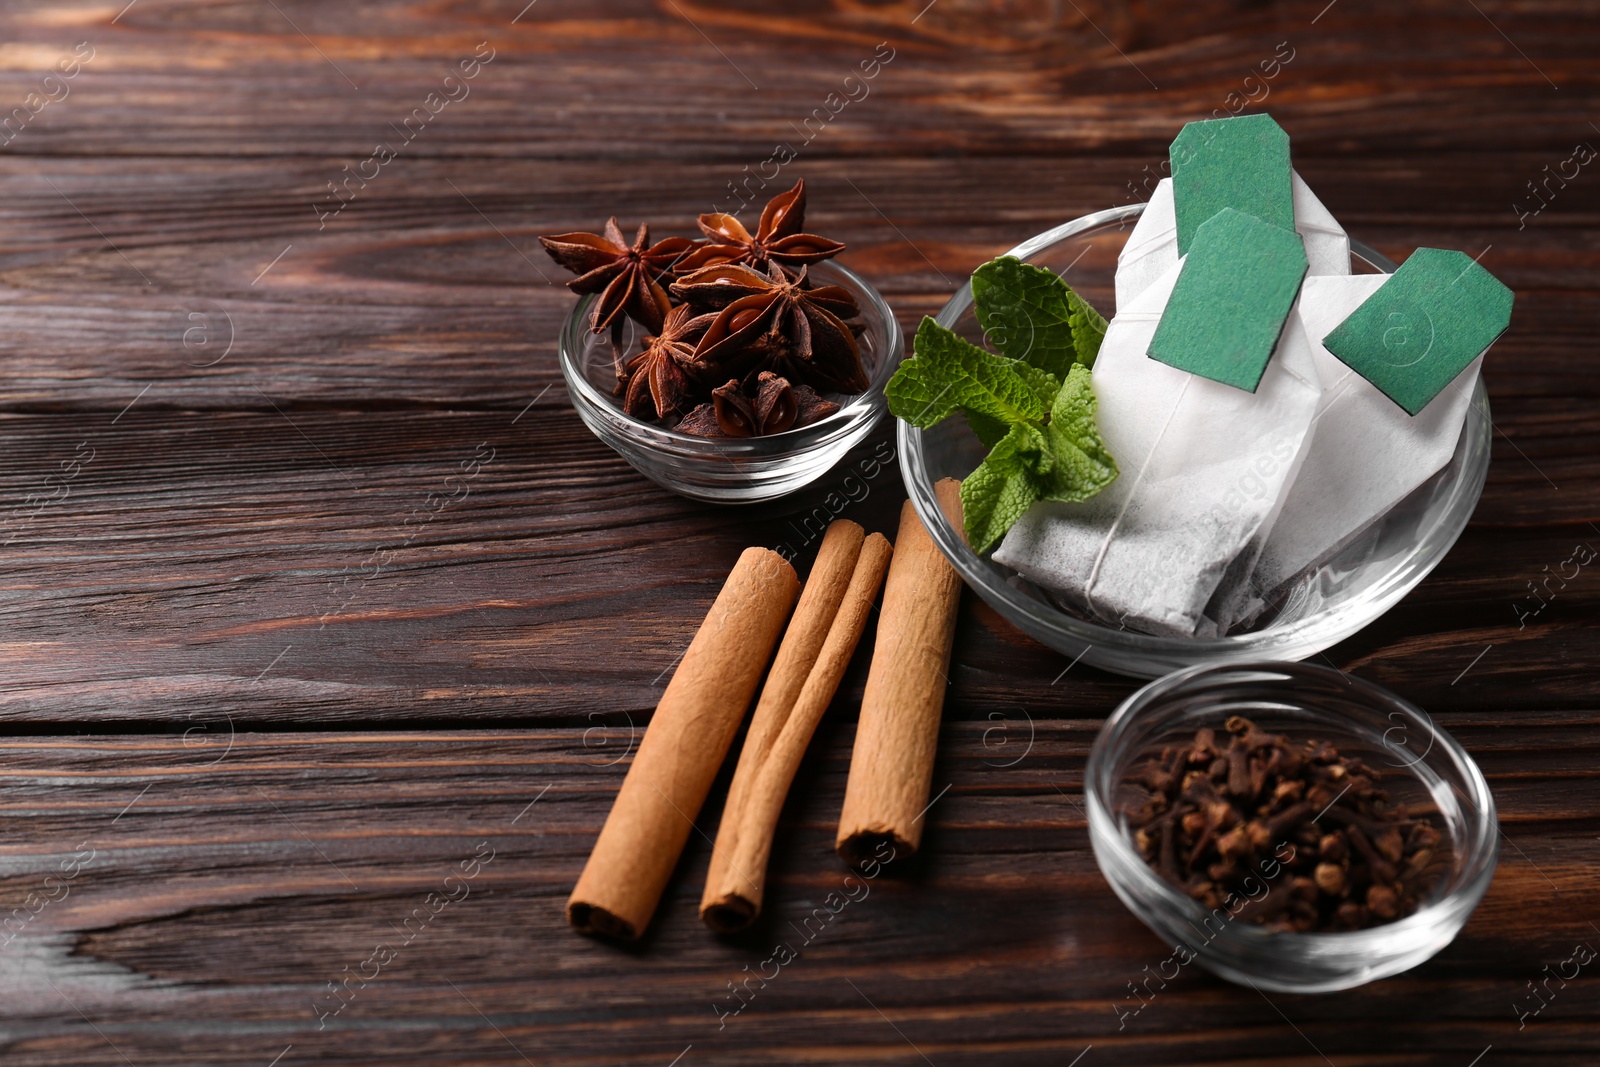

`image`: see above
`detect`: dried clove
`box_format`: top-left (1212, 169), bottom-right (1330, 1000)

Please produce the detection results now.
top-left (1124, 716), bottom-right (1446, 933)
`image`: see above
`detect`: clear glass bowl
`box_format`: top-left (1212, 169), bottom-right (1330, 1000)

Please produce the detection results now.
top-left (557, 260), bottom-right (903, 503)
top-left (1086, 661), bottom-right (1498, 993)
top-left (898, 205), bottom-right (1492, 678)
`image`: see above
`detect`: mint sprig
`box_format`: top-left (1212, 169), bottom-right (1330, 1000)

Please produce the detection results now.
top-left (888, 256), bottom-right (1117, 553)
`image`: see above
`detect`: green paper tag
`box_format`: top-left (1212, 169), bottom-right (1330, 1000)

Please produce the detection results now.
top-left (1171, 114), bottom-right (1295, 256)
top-left (1147, 207), bottom-right (1309, 392)
top-left (1321, 248), bottom-right (1513, 415)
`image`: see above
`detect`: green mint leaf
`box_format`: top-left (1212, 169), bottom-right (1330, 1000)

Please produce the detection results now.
top-left (1038, 363), bottom-right (1118, 502)
top-left (1008, 359), bottom-right (1062, 410)
top-left (1066, 286), bottom-right (1108, 368)
top-left (971, 256), bottom-right (1079, 379)
top-left (960, 454), bottom-right (1042, 555)
top-left (963, 411), bottom-right (1009, 448)
top-left (886, 317), bottom-right (1049, 429)
top-left (984, 422), bottom-right (1049, 477)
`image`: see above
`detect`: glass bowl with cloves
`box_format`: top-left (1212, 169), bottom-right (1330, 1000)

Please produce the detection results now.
top-left (549, 180), bottom-right (902, 503)
top-left (1085, 661), bottom-right (1498, 994)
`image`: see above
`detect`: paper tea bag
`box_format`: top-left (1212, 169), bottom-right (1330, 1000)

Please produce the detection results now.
top-left (1116, 174), bottom-right (1350, 311)
top-left (1234, 274), bottom-right (1482, 616)
top-left (994, 262), bottom-right (1323, 637)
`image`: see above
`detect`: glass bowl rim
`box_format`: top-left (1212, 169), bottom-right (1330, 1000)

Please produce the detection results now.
top-left (895, 202), bottom-right (1492, 666)
top-left (1084, 659), bottom-right (1499, 948)
top-left (556, 258), bottom-right (903, 453)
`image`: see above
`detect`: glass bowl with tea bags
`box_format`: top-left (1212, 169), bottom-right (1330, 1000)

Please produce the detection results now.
top-left (897, 201), bottom-right (1491, 679)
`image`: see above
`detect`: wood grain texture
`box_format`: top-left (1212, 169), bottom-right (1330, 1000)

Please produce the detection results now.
top-left (0, 0), bottom-right (1596, 1062)
top-left (0, 726), bottom-right (1596, 1066)
top-left (0, 0), bottom-right (1591, 159)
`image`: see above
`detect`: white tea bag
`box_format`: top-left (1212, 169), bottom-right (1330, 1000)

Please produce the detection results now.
top-left (1234, 274), bottom-right (1482, 616)
top-left (1116, 174), bottom-right (1350, 311)
top-left (994, 262), bottom-right (1323, 637)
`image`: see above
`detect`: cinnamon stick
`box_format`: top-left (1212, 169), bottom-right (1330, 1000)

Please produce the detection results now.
top-left (567, 547), bottom-right (798, 941)
top-left (836, 479), bottom-right (964, 868)
top-left (714, 522), bottom-right (865, 863)
top-left (701, 525), bottom-right (892, 932)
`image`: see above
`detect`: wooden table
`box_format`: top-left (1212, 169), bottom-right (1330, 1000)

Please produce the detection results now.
top-left (0, 2), bottom-right (1595, 1063)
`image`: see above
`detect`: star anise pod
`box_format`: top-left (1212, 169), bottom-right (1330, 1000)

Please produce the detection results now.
top-left (678, 372), bottom-right (841, 438)
top-left (539, 218), bottom-right (698, 335)
top-left (671, 262), bottom-right (868, 393)
top-left (677, 179), bottom-right (845, 274)
top-left (621, 304), bottom-right (717, 420)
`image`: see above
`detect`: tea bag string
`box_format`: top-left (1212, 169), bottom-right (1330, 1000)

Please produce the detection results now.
top-left (1083, 374), bottom-right (1192, 615)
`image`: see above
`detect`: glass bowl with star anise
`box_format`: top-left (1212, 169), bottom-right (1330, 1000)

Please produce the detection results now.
top-left (548, 180), bottom-right (902, 503)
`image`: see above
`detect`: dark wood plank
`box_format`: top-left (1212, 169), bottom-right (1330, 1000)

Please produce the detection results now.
top-left (0, 154), bottom-right (1595, 411)
top-left (0, 726), bottom-right (1593, 1066)
top-left (0, 0), bottom-right (1592, 160)
top-left (0, 399), bottom-right (1592, 724)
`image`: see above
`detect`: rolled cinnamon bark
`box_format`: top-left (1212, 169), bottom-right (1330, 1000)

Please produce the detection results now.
top-left (715, 522), bottom-right (865, 854)
top-left (836, 479), bottom-right (964, 868)
top-left (701, 527), bottom-right (892, 932)
top-left (567, 547), bottom-right (798, 941)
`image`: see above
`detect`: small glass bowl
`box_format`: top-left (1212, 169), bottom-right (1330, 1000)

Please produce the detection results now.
top-left (1086, 661), bottom-right (1498, 993)
top-left (557, 260), bottom-right (903, 503)
top-left (898, 204), bottom-right (1492, 677)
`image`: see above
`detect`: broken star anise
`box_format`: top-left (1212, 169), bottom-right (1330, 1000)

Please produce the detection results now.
top-left (621, 303), bottom-right (717, 420)
top-left (678, 179), bottom-right (845, 275)
top-left (539, 218), bottom-right (698, 335)
top-left (671, 262), bottom-right (868, 394)
top-left (677, 372), bottom-right (840, 438)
